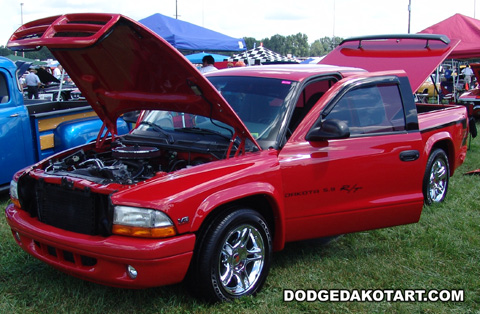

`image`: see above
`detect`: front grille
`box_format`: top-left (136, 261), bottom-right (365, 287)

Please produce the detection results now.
top-left (31, 181), bottom-right (112, 236)
top-left (34, 240), bottom-right (97, 267)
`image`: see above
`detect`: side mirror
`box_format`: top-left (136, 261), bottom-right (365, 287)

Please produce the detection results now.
top-left (306, 119), bottom-right (350, 141)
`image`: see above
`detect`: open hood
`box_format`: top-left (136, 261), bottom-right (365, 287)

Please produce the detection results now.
top-left (319, 34), bottom-right (460, 93)
top-left (36, 67), bottom-right (60, 85)
top-left (7, 13), bottom-right (257, 146)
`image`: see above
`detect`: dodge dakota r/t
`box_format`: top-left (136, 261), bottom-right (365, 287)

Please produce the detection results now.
top-left (5, 14), bottom-right (470, 301)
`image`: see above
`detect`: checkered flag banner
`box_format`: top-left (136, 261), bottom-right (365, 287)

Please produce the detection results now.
top-left (229, 46), bottom-right (298, 65)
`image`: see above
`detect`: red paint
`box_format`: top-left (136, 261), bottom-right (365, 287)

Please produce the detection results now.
top-left (5, 14), bottom-right (470, 290)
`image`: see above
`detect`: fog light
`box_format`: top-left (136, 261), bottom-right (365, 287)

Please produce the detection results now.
top-left (127, 265), bottom-right (138, 279)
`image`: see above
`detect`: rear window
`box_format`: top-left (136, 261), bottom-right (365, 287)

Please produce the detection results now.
top-left (326, 84), bottom-right (406, 135)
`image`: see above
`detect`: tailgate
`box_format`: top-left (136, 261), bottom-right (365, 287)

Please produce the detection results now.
top-left (320, 34), bottom-right (460, 93)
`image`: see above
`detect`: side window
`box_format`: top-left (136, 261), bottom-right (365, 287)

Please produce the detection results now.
top-left (0, 72), bottom-right (9, 104)
top-left (326, 84), bottom-right (405, 135)
top-left (288, 78), bottom-right (336, 133)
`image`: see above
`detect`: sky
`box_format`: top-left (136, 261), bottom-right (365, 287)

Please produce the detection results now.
top-left (1, 0), bottom-right (479, 50)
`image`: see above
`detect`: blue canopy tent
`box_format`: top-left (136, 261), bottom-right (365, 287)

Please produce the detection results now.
top-left (185, 52), bottom-right (230, 64)
top-left (138, 13), bottom-right (246, 51)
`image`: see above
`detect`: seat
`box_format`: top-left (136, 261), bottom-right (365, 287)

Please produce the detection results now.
top-left (289, 92), bottom-right (324, 132)
top-left (439, 83), bottom-right (454, 103)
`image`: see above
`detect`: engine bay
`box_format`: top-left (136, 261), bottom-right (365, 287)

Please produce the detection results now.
top-left (44, 141), bottom-right (216, 185)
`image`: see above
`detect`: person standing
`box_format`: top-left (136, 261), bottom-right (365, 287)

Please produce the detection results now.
top-left (199, 55), bottom-right (218, 74)
top-left (53, 64), bottom-right (63, 80)
top-left (462, 65), bottom-right (474, 87)
top-left (25, 69), bottom-right (41, 99)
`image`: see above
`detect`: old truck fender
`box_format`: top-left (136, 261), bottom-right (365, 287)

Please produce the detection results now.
top-left (53, 117), bottom-right (130, 152)
top-left (191, 182), bottom-right (287, 251)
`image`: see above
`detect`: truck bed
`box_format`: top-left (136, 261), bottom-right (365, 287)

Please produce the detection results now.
top-left (25, 100), bottom-right (91, 116)
top-left (25, 100), bottom-right (98, 161)
top-left (417, 103), bottom-right (468, 131)
top-left (417, 103), bottom-right (469, 175)
top-left (416, 103), bottom-right (460, 114)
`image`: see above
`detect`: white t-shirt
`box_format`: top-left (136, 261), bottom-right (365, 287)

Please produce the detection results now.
top-left (199, 65), bottom-right (218, 74)
top-left (53, 67), bottom-right (62, 79)
top-left (462, 67), bottom-right (473, 76)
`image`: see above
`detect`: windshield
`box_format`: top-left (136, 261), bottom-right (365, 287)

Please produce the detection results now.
top-left (131, 76), bottom-right (297, 151)
top-left (208, 76), bottom-right (297, 148)
top-left (134, 110), bottom-right (233, 140)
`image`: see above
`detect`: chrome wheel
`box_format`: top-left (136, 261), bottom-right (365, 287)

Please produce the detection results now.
top-left (189, 209), bottom-right (271, 301)
top-left (219, 224), bottom-right (265, 296)
top-left (423, 149), bottom-right (449, 205)
top-left (427, 158), bottom-right (448, 202)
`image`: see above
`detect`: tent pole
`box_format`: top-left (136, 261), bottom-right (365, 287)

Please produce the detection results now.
top-left (452, 59), bottom-right (457, 102)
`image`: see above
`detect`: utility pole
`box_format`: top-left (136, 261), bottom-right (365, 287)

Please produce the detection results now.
top-left (21, 3), bottom-right (24, 57)
top-left (333, 0), bottom-right (336, 48)
top-left (408, 0), bottom-right (412, 33)
top-left (175, 0), bottom-right (179, 19)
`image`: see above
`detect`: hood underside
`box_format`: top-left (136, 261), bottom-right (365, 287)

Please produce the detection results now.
top-left (7, 13), bottom-right (257, 145)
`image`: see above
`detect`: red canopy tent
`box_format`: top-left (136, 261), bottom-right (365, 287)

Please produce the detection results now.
top-left (419, 13), bottom-right (480, 59)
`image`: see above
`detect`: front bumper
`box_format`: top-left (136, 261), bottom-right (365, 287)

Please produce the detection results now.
top-left (5, 204), bottom-right (195, 288)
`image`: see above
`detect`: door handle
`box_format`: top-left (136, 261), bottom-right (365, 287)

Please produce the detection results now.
top-left (399, 150), bottom-right (420, 162)
top-left (9, 113), bottom-right (19, 117)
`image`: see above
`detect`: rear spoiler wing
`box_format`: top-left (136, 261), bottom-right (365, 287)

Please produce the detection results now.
top-left (339, 34), bottom-right (451, 48)
top-left (320, 33), bottom-right (460, 93)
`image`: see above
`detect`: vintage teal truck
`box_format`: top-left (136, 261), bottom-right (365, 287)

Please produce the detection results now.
top-left (0, 56), bottom-right (129, 191)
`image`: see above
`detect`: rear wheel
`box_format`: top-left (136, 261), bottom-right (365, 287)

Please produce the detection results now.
top-left (53, 92), bottom-right (67, 101)
top-left (190, 208), bottom-right (272, 302)
top-left (423, 149), bottom-right (449, 205)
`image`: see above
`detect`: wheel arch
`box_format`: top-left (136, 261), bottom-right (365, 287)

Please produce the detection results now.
top-left (191, 184), bottom-right (286, 252)
top-left (427, 138), bottom-right (454, 176)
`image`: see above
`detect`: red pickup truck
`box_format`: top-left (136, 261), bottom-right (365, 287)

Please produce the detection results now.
top-left (6, 14), bottom-right (470, 301)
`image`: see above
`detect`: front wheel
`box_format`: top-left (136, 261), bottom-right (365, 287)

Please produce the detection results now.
top-left (190, 208), bottom-right (272, 302)
top-left (423, 149), bottom-right (450, 205)
top-left (53, 92), bottom-right (66, 101)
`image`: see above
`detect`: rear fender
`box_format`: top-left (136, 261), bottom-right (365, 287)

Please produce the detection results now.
top-left (423, 132), bottom-right (455, 173)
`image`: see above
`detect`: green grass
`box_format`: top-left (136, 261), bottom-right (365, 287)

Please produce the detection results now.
top-left (2, 133), bottom-right (480, 313)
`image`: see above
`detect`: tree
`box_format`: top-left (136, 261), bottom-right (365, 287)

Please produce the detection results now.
top-left (0, 46), bottom-right (11, 57)
top-left (24, 47), bottom-right (54, 60)
top-left (286, 33), bottom-right (309, 57)
top-left (262, 34), bottom-right (288, 56)
top-left (242, 33), bottom-right (343, 58)
top-left (261, 33), bottom-right (309, 57)
top-left (0, 46), bottom-right (54, 60)
top-left (309, 36), bottom-right (344, 57)
top-left (243, 37), bottom-right (261, 50)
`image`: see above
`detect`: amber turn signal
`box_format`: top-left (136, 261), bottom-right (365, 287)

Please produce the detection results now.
top-left (112, 225), bottom-right (176, 238)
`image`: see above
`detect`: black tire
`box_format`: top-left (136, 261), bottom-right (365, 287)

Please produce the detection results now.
top-left (53, 92), bottom-right (68, 101)
top-left (423, 149), bottom-right (450, 205)
top-left (189, 208), bottom-right (272, 302)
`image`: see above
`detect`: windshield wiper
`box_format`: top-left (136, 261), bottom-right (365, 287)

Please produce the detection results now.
top-left (176, 127), bottom-right (231, 141)
top-left (138, 121), bottom-right (175, 144)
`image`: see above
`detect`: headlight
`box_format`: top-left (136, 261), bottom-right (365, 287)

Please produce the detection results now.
top-left (112, 206), bottom-right (176, 238)
top-left (10, 180), bottom-right (21, 208)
